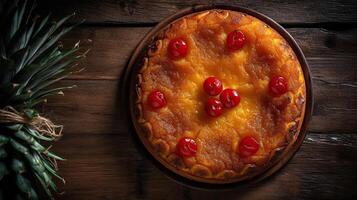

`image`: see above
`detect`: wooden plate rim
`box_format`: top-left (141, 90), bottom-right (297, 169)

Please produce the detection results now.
top-left (124, 4), bottom-right (314, 190)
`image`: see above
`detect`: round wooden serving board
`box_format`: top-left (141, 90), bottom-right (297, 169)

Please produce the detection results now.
top-left (123, 4), bottom-right (313, 190)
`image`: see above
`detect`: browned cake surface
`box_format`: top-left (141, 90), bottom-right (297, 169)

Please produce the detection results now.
top-left (135, 9), bottom-right (306, 182)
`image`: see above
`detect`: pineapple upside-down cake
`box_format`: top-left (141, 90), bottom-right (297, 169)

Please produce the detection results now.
top-left (135, 9), bottom-right (306, 183)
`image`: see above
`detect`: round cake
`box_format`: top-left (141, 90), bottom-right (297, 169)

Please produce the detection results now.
top-left (134, 9), bottom-right (306, 183)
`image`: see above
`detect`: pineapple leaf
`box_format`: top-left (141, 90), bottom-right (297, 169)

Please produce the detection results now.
top-left (16, 174), bottom-right (39, 200)
top-left (10, 47), bottom-right (29, 74)
top-left (25, 153), bottom-right (44, 176)
top-left (28, 19), bottom-right (82, 65)
top-left (0, 147), bottom-right (7, 158)
top-left (6, 1), bottom-right (28, 56)
top-left (0, 0), bottom-right (16, 29)
top-left (38, 154), bottom-right (56, 169)
top-left (45, 151), bottom-right (65, 161)
top-left (7, 26), bottom-right (29, 57)
top-left (0, 161), bottom-right (9, 180)
top-left (31, 85), bottom-right (75, 103)
top-left (26, 48), bottom-right (80, 91)
top-left (7, 4), bottom-right (19, 43)
top-left (9, 88), bottom-right (33, 102)
top-left (6, 124), bottom-right (23, 131)
top-left (0, 58), bottom-right (15, 84)
top-left (42, 161), bottom-right (65, 183)
top-left (10, 138), bottom-right (30, 155)
top-left (15, 0), bottom-right (27, 30)
top-left (24, 18), bottom-right (36, 47)
top-left (0, 134), bottom-right (9, 146)
top-left (31, 153), bottom-right (58, 197)
top-left (0, 34), bottom-right (6, 58)
top-left (38, 45), bottom-right (60, 66)
top-left (15, 130), bottom-right (36, 144)
top-left (34, 173), bottom-right (53, 199)
top-left (31, 14), bottom-right (50, 39)
top-left (11, 63), bottom-right (42, 89)
top-left (0, 82), bottom-right (19, 97)
top-left (0, 0), bottom-right (84, 198)
top-left (15, 130), bottom-right (49, 153)
top-left (23, 108), bottom-right (38, 119)
top-left (11, 158), bottom-right (26, 174)
top-left (25, 13), bottom-right (76, 65)
top-left (24, 126), bottom-right (54, 141)
top-left (27, 152), bottom-right (46, 172)
top-left (40, 170), bottom-right (58, 193)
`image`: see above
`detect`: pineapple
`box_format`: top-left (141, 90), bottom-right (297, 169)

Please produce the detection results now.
top-left (0, 0), bottom-right (85, 199)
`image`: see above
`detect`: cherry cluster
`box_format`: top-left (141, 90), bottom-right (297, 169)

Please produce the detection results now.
top-left (145, 30), bottom-right (291, 158)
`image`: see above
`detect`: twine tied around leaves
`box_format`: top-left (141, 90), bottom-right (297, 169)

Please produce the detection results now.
top-left (0, 106), bottom-right (62, 139)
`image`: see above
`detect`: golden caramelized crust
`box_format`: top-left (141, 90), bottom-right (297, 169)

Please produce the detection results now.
top-left (135, 9), bottom-right (306, 183)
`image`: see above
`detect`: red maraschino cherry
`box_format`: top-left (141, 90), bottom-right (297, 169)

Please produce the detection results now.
top-left (205, 97), bottom-right (223, 117)
top-left (269, 76), bottom-right (288, 96)
top-left (148, 91), bottom-right (166, 109)
top-left (226, 30), bottom-right (246, 51)
top-left (238, 136), bottom-right (259, 158)
top-left (203, 77), bottom-right (223, 96)
top-left (220, 89), bottom-right (241, 108)
top-left (176, 137), bottom-right (197, 157)
top-left (168, 38), bottom-right (188, 59)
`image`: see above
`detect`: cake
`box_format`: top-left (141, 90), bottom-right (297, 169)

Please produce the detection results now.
top-left (134, 9), bottom-right (306, 183)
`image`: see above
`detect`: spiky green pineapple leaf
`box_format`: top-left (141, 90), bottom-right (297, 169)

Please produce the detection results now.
top-left (0, 148), bottom-right (7, 158)
top-left (0, 0), bottom-right (85, 199)
top-left (23, 126), bottom-right (54, 141)
top-left (11, 158), bottom-right (26, 174)
top-left (0, 135), bottom-right (9, 146)
top-left (16, 174), bottom-right (39, 200)
top-left (0, 162), bottom-right (9, 180)
top-left (0, 0), bottom-right (84, 109)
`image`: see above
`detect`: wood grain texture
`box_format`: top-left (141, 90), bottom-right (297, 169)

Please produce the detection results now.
top-left (36, 0), bottom-right (357, 25)
top-left (53, 133), bottom-right (357, 200)
top-left (42, 27), bottom-right (357, 134)
top-left (61, 27), bottom-right (357, 80)
top-left (42, 77), bottom-right (357, 134)
top-left (31, 1), bottom-right (357, 199)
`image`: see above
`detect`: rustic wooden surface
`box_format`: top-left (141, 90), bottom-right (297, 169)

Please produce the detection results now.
top-left (36, 0), bottom-right (357, 199)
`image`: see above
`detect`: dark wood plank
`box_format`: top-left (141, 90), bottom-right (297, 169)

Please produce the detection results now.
top-left (50, 27), bottom-right (357, 133)
top-left (53, 133), bottom-right (357, 200)
top-left (42, 80), bottom-right (129, 135)
top-left (36, 0), bottom-right (357, 25)
top-left (29, 1), bottom-right (357, 199)
top-left (61, 27), bottom-right (150, 80)
top-left (42, 77), bottom-right (357, 135)
top-left (61, 27), bottom-right (357, 82)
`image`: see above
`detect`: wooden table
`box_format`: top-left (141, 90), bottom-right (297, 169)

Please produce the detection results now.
top-left (37, 0), bottom-right (357, 199)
